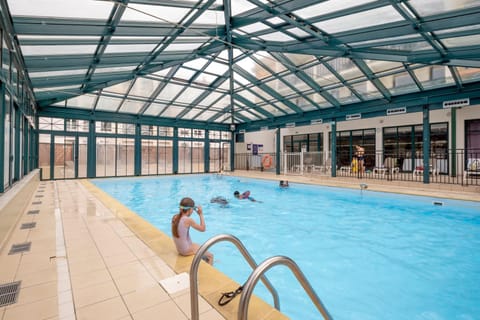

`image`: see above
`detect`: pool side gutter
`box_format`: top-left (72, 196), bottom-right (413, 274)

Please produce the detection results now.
top-left (81, 179), bottom-right (288, 320)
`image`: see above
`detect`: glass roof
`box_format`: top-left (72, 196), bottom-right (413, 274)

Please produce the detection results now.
top-left (3, 0), bottom-right (480, 127)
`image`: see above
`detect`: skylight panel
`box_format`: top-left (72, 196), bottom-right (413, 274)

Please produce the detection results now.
top-left (236, 57), bottom-right (271, 79)
top-left (365, 60), bottom-right (404, 76)
top-left (203, 61), bottom-right (229, 75)
top-left (379, 72), bottom-right (420, 95)
top-left (9, 0), bottom-right (113, 19)
top-left (65, 94), bottom-right (96, 109)
top-left (103, 81), bottom-right (133, 95)
top-left (96, 96), bottom-right (122, 112)
top-left (161, 106), bottom-right (184, 118)
top-left (352, 80), bottom-right (383, 100)
top-left (198, 91), bottom-right (223, 107)
top-left (195, 110), bottom-right (218, 121)
top-left (274, 102), bottom-right (295, 115)
top-left (163, 43), bottom-right (203, 52)
top-left (456, 67), bottom-right (480, 84)
top-left (29, 69), bottom-right (88, 78)
top-left (306, 93), bottom-right (332, 108)
top-left (287, 28), bottom-right (312, 38)
top-left (256, 32), bottom-right (296, 42)
top-left (129, 78), bottom-right (159, 98)
top-left (373, 41), bottom-right (434, 52)
top-left (413, 66), bottom-right (455, 90)
top-left (313, 6), bottom-right (404, 34)
top-left (143, 102), bottom-right (167, 116)
top-left (326, 87), bottom-right (360, 104)
top-left (104, 44), bottom-right (158, 54)
top-left (174, 68), bottom-right (197, 81)
top-left (238, 22), bottom-right (270, 34)
top-left (408, 0), bottom-right (480, 16)
top-left (21, 45), bottom-right (97, 56)
top-left (292, 97), bottom-right (317, 112)
top-left (231, 0), bottom-right (257, 16)
top-left (174, 87), bottom-right (204, 104)
top-left (180, 108), bottom-right (202, 120)
top-left (123, 4), bottom-right (190, 23)
top-left (157, 83), bottom-right (185, 101)
top-left (120, 99), bottom-right (145, 114)
top-left (282, 53), bottom-right (316, 66)
top-left (265, 79), bottom-right (295, 96)
top-left (304, 64), bottom-right (339, 87)
top-left (293, 0), bottom-right (376, 19)
top-left (327, 58), bottom-right (365, 81)
top-left (441, 35), bottom-right (480, 48)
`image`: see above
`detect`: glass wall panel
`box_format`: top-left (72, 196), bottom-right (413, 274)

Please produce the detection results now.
top-left (209, 142), bottom-right (221, 172)
top-left (38, 134), bottom-right (50, 180)
top-left (158, 140), bottom-right (173, 174)
top-left (178, 140), bottom-right (192, 173)
top-left (78, 137), bottom-right (87, 178)
top-left (141, 139), bottom-right (157, 175)
top-left (4, 94), bottom-right (10, 187)
top-left (116, 138), bottom-right (134, 176)
top-left (96, 137), bottom-right (116, 177)
top-left (192, 141), bottom-right (204, 173)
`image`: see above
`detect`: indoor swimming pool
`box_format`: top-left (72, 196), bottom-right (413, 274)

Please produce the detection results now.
top-left (92, 175), bottom-right (480, 320)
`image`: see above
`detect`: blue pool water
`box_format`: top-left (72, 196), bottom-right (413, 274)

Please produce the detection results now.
top-left (92, 175), bottom-right (480, 320)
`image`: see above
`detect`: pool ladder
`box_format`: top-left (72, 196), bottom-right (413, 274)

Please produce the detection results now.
top-left (190, 234), bottom-right (333, 320)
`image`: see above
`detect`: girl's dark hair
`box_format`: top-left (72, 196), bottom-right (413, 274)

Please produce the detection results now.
top-left (172, 197), bottom-right (195, 238)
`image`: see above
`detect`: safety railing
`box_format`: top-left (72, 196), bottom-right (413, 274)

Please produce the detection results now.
top-left (238, 255), bottom-right (332, 320)
top-left (189, 234), bottom-right (280, 320)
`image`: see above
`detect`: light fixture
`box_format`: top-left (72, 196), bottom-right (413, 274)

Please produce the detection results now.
top-left (230, 124), bottom-right (236, 131)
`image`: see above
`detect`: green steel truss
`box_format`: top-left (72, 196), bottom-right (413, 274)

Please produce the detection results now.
top-left (1, 0), bottom-right (480, 131)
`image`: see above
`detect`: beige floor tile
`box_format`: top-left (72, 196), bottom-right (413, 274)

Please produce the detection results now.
top-left (122, 284), bottom-right (170, 314)
top-left (68, 257), bottom-right (106, 276)
top-left (198, 308), bottom-right (225, 320)
top-left (140, 256), bottom-right (176, 282)
top-left (15, 280), bottom-right (57, 306)
top-left (113, 272), bottom-right (157, 295)
top-left (15, 266), bottom-right (57, 288)
top-left (76, 296), bottom-right (130, 320)
top-left (70, 268), bottom-right (112, 290)
top-left (3, 296), bottom-right (58, 320)
top-left (108, 260), bottom-right (148, 279)
top-left (0, 255), bottom-right (21, 283)
top-left (73, 280), bottom-right (119, 308)
top-left (103, 251), bottom-right (138, 268)
top-left (173, 291), bottom-right (215, 317)
top-left (131, 300), bottom-right (188, 320)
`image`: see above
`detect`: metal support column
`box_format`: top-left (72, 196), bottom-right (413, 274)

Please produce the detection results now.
top-left (134, 123), bottom-right (141, 176)
top-left (331, 121), bottom-right (337, 177)
top-left (422, 105), bottom-right (430, 184)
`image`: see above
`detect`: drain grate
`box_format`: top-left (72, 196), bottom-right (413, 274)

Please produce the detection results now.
top-left (27, 210), bottom-right (40, 215)
top-left (0, 281), bottom-right (21, 307)
top-left (32, 201), bottom-right (42, 205)
top-left (20, 222), bottom-right (36, 229)
top-left (9, 242), bottom-right (31, 255)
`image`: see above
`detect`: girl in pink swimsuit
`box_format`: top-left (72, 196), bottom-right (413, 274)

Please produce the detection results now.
top-left (171, 197), bottom-right (213, 264)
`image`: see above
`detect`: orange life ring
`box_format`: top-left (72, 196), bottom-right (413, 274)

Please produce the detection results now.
top-left (262, 154), bottom-right (273, 169)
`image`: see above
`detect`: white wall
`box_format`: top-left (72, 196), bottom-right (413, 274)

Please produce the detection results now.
top-left (235, 104), bottom-right (480, 153)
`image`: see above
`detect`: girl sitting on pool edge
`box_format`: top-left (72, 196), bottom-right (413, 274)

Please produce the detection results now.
top-left (234, 190), bottom-right (260, 202)
top-left (171, 197), bottom-right (214, 264)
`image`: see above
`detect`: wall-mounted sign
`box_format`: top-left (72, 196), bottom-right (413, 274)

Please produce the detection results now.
top-left (346, 113), bottom-right (361, 121)
top-left (386, 107), bottom-right (406, 115)
top-left (285, 122), bottom-right (295, 128)
top-left (443, 98), bottom-right (469, 109)
top-left (310, 119), bottom-right (323, 125)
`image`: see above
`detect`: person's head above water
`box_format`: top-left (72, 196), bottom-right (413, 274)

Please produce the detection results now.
top-left (233, 191), bottom-right (240, 198)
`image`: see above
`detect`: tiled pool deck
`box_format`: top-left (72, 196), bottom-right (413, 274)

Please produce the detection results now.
top-left (0, 171), bottom-right (478, 320)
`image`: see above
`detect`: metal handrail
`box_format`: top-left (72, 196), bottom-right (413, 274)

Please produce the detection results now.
top-left (189, 234), bottom-right (280, 320)
top-left (238, 255), bottom-right (333, 320)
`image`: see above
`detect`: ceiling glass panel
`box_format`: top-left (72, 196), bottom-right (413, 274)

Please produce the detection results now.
top-left (314, 6), bottom-right (404, 34)
top-left (120, 99), bottom-right (145, 114)
top-left (265, 78), bottom-right (296, 96)
top-left (413, 66), bottom-right (455, 90)
top-left (174, 87), bottom-right (204, 103)
top-left (283, 54), bottom-right (316, 67)
top-left (94, 66), bottom-right (136, 74)
top-left (274, 102), bottom-right (296, 115)
top-left (143, 102), bottom-right (167, 116)
top-left (96, 96), bottom-right (122, 111)
top-left (157, 83), bottom-right (185, 101)
top-left (21, 45), bottom-right (97, 56)
top-left (251, 86), bottom-right (274, 101)
top-left (65, 94), bottom-right (96, 109)
top-left (175, 68), bottom-right (197, 81)
top-left (161, 105), bottom-right (184, 118)
top-left (203, 61), bottom-right (229, 75)
top-left (408, 0), bottom-right (479, 16)
top-left (373, 42), bottom-right (434, 52)
top-left (123, 4), bottom-right (190, 23)
top-left (195, 72), bottom-right (219, 86)
top-left (282, 73), bottom-right (310, 92)
top-left (238, 22), bottom-right (270, 34)
top-left (199, 91), bottom-right (223, 107)
top-left (180, 108), bottom-right (202, 120)
top-left (29, 69), bottom-right (88, 78)
top-left (261, 103), bottom-right (281, 115)
top-left (304, 64), bottom-right (340, 87)
top-left (164, 42), bottom-right (204, 52)
top-left (236, 57), bottom-right (271, 79)
top-left (256, 32), bottom-right (296, 42)
top-left (327, 87), bottom-right (360, 104)
top-left (365, 60), bottom-right (404, 76)
top-left (327, 58), bottom-right (364, 81)
top-left (293, 0), bottom-right (376, 19)
top-left (104, 44), bottom-right (158, 54)
top-left (456, 67), bottom-right (480, 83)
top-left (129, 78), bottom-right (159, 98)
top-left (9, 0), bottom-right (113, 19)
top-left (379, 71), bottom-right (420, 95)
top-left (292, 96), bottom-right (317, 112)
top-left (231, 0), bottom-right (258, 15)
top-left (442, 35), bottom-right (480, 48)
top-left (287, 28), bottom-right (311, 38)
top-left (103, 81), bottom-right (133, 95)
top-left (195, 110), bottom-right (218, 121)
top-left (256, 52), bottom-right (287, 74)
top-left (306, 93), bottom-right (332, 108)
top-left (352, 80), bottom-right (383, 100)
